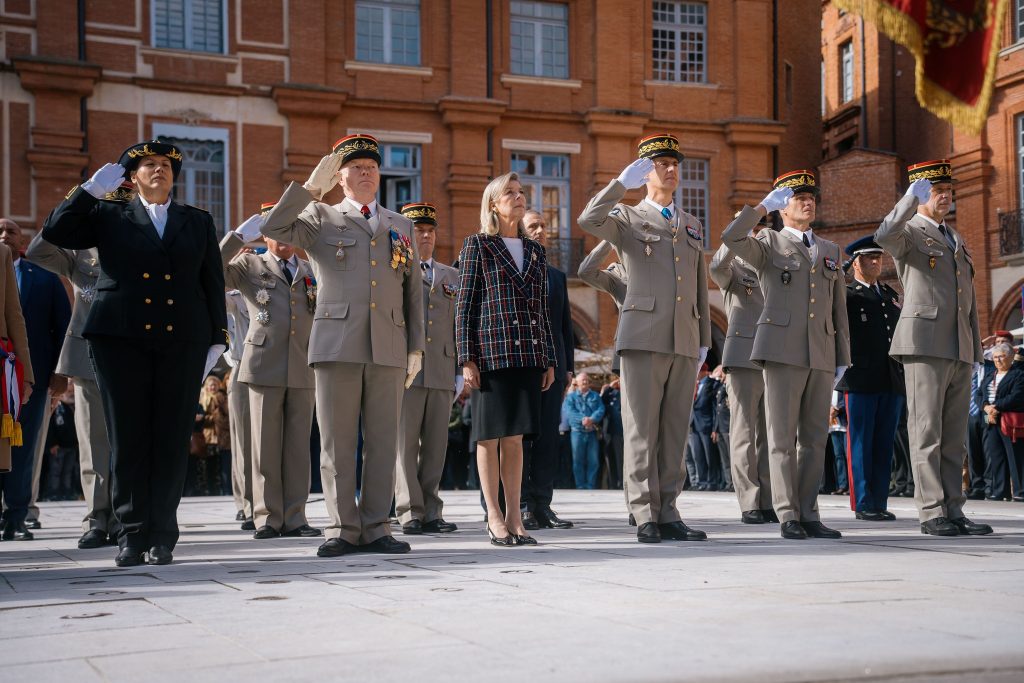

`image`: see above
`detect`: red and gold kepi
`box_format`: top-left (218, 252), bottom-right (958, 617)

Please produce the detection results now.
top-left (907, 159), bottom-right (954, 185)
top-left (117, 138), bottom-right (184, 179)
top-left (259, 201), bottom-right (277, 216)
top-left (773, 169), bottom-right (819, 196)
top-left (401, 202), bottom-right (438, 226)
top-left (637, 133), bottom-right (684, 162)
top-left (103, 180), bottom-right (135, 203)
top-left (332, 133), bottom-right (381, 166)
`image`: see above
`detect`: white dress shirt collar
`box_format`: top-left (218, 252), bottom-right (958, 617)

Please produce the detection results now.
top-left (341, 196), bottom-right (378, 218)
top-left (138, 194), bottom-right (172, 236)
top-left (643, 197), bottom-right (675, 217)
top-left (782, 226), bottom-right (814, 245)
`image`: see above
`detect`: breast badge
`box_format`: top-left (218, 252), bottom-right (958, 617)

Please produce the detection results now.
top-left (781, 271), bottom-right (792, 285)
top-left (823, 257), bottom-right (838, 271)
top-left (389, 228), bottom-right (414, 274)
top-left (442, 283), bottom-right (457, 299)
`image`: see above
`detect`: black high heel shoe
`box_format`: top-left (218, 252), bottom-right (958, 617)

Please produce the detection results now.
top-left (513, 533), bottom-right (537, 546)
top-left (487, 524), bottom-right (515, 547)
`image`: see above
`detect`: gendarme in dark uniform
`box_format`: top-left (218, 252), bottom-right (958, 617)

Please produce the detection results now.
top-left (41, 140), bottom-right (227, 566)
top-left (835, 236), bottom-right (905, 521)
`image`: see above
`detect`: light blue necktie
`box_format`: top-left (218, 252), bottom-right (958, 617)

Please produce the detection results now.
top-left (15, 261), bottom-right (22, 293)
top-left (661, 207), bottom-right (672, 221)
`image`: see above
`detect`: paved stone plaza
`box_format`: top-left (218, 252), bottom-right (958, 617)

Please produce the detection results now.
top-left (1, 490), bottom-right (1022, 683)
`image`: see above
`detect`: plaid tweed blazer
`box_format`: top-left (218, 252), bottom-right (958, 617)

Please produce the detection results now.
top-left (455, 233), bottom-right (556, 372)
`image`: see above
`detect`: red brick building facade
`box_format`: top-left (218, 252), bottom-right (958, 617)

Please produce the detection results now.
top-left (1, 0), bottom-right (821, 361)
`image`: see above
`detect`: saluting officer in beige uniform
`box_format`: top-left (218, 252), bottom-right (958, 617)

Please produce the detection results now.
top-left (578, 133), bottom-right (711, 544)
top-left (874, 160), bottom-right (992, 536)
top-left (24, 185), bottom-right (131, 549)
top-left (394, 202), bottom-right (460, 535)
top-left (709, 212), bottom-right (775, 526)
top-left (721, 171), bottom-right (850, 540)
top-left (224, 287), bottom-right (253, 530)
top-left (262, 134), bottom-right (425, 556)
top-left (223, 203), bottom-right (320, 540)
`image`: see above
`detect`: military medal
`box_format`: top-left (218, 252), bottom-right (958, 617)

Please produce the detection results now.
top-left (685, 224), bottom-right (702, 241)
top-left (255, 309), bottom-right (270, 325)
top-left (79, 285), bottom-right (95, 304)
top-left (389, 228), bottom-right (414, 274)
top-left (442, 283), bottom-right (457, 299)
top-left (861, 313), bottom-right (868, 322)
top-left (335, 245), bottom-right (346, 261)
top-left (644, 243), bottom-right (652, 257)
top-left (823, 257), bottom-right (838, 271)
top-left (744, 286), bottom-right (752, 296)
top-left (929, 256), bottom-right (936, 269)
top-left (304, 276), bottom-right (317, 315)
top-left (255, 288), bottom-right (271, 324)
top-left (781, 271), bottom-right (791, 285)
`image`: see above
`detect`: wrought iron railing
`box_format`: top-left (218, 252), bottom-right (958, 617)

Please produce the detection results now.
top-left (545, 237), bottom-right (585, 276)
top-left (999, 209), bottom-right (1024, 256)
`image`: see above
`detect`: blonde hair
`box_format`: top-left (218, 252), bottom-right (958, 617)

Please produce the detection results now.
top-left (479, 172), bottom-right (526, 236)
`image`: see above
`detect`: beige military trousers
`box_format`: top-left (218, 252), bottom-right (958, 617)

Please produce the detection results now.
top-left (726, 367), bottom-right (772, 513)
top-left (75, 378), bottom-right (115, 533)
top-left (620, 350), bottom-right (697, 526)
top-left (26, 395), bottom-right (53, 523)
top-left (762, 362), bottom-right (831, 523)
top-left (901, 356), bottom-right (970, 522)
top-left (395, 385), bottom-right (454, 525)
top-left (248, 384), bottom-right (315, 533)
top-left (228, 379), bottom-right (253, 519)
top-left (316, 361), bottom-right (404, 545)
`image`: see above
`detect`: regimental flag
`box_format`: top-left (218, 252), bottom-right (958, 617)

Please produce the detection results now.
top-left (834, 0), bottom-right (1009, 134)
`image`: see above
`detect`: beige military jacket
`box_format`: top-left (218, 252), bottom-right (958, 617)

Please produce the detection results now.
top-left (721, 206), bottom-right (851, 372)
top-left (220, 233), bottom-right (315, 389)
top-left (224, 289), bottom-right (249, 367)
top-left (577, 240), bottom-right (627, 308)
top-left (261, 183), bottom-right (425, 369)
top-left (414, 260), bottom-right (459, 391)
top-left (709, 231), bottom-right (765, 371)
top-left (577, 180), bottom-right (711, 358)
top-left (25, 232), bottom-right (99, 380)
top-left (874, 195), bottom-right (982, 364)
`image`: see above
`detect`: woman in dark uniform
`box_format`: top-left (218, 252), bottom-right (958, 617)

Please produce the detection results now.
top-left (42, 140), bottom-right (227, 566)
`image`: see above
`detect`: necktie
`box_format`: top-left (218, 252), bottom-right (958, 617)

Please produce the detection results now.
top-left (802, 233), bottom-right (811, 248)
top-left (661, 207), bottom-right (672, 221)
top-left (361, 204), bottom-right (371, 221)
top-left (939, 224), bottom-right (956, 250)
top-left (420, 261), bottom-right (433, 285)
top-left (280, 259), bottom-right (293, 284)
top-left (14, 261), bottom-right (22, 293)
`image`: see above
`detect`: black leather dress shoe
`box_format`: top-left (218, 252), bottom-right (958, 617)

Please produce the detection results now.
top-left (921, 517), bottom-right (959, 536)
top-left (2, 522), bottom-right (32, 541)
top-left (521, 510), bottom-right (540, 531)
top-left (741, 510), bottom-right (766, 524)
top-left (78, 529), bottom-right (108, 549)
top-left (235, 510), bottom-right (246, 521)
top-left (422, 519), bottom-right (457, 533)
top-left (965, 490), bottom-right (985, 501)
top-left (240, 519), bottom-right (256, 531)
top-left (253, 525), bottom-right (280, 540)
top-left (401, 519), bottom-right (423, 535)
top-left (949, 516), bottom-right (993, 535)
top-left (147, 545), bottom-right (173, 565)
top-left (878, 510), bottom-right (896, 521)
top-left (536, 507), bottom-right (574, 529)
top-left (362, 535), bottom-right (411, 554)
top-left (802, 521), bottom-right (842, 539)
top-left (115, 548), bottom-right (145, 567)
top-left (317, 538), bottom-right (359, 557)
top-left (637, 522), bottom-right (661, 543)
top-left (658, 521), bottom-right (708, 541)
top-left (29, 520), bottom-right (41, 530)
top-left (761, 509), bottom-right (780, 523)
top-left (855, 511), bottom-right (887, 521)
top-left (628, 513), bottom-right (636, 526)
top-left (281, 524), bottom-right (322, 537)
top-left (780, 521), bottom-right (808, 539)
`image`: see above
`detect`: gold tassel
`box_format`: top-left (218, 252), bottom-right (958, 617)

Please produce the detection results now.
top-left (1, 413), bottom-right (12, 439)
top-left (11, 421), bottom-right (22, 447)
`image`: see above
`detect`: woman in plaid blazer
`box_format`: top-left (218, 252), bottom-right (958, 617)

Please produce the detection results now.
top-left (456, 172), bottom-right (556, 547)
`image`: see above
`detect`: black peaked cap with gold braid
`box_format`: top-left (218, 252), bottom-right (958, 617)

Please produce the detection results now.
top-left (637, 133), bottom-right (684, 162)
top-left (332, 133), bottom-right (381, 166)
top-left (907, 159), bottom-right (954, 184)
top-left (118, 139), bottom-right (184, 179)
top-left (773, 169), bottom-right (819, 197)
top-left (400, 202), bottom-right (438, 226)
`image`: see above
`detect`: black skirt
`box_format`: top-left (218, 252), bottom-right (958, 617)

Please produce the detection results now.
top-left (470, 367), bottom-right (543, 442)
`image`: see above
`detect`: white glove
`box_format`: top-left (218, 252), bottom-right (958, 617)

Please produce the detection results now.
top-left (833, 365), bottom-right (848, 389)
top-left (234, 213), bottom-right (264, 242)
top-left (203, 344), bottom-right (227, 380)
top-left (303, 154), bottom-right (343, 200)
top-left (405, 351), bottom-right (423, 389)
top-left (758, 187), bottom-right (793, 214)
top-left (617, 158), bottom-right (655, 190)
top-left (696, 346), bottom-right (709, 372)
top-left (81, 163), bottom-right (127, 199)
top-left (906, 178), bottom-right (933, 205)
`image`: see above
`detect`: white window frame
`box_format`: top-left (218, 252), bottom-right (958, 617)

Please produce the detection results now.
top-left (509, 1), bottom-right (570, 79)
top-left (377, 142), bottom-right (422, 209)
top-left (151, 0), bottom-right (228, 54)
top-left (151, 123), bottom-right (231, 235)
top-left (510, 151), bottom-right (571, 240)
top-left (840, 40), bottom-right (854, 104)
top-left (651, 1), bottom-right (707, 84)
top-left (675, 158), bottom-right (710, 249)
top-left (1018, 114), bottom-right (1024, 208)
top-left (1017, 0), bottom-right (1024, 43)
top-left (355, 0), bottom-right (421, 66)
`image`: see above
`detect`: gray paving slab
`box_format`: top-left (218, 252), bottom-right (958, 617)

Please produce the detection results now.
top-left (1, 491), bottom-right (1022, 682)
